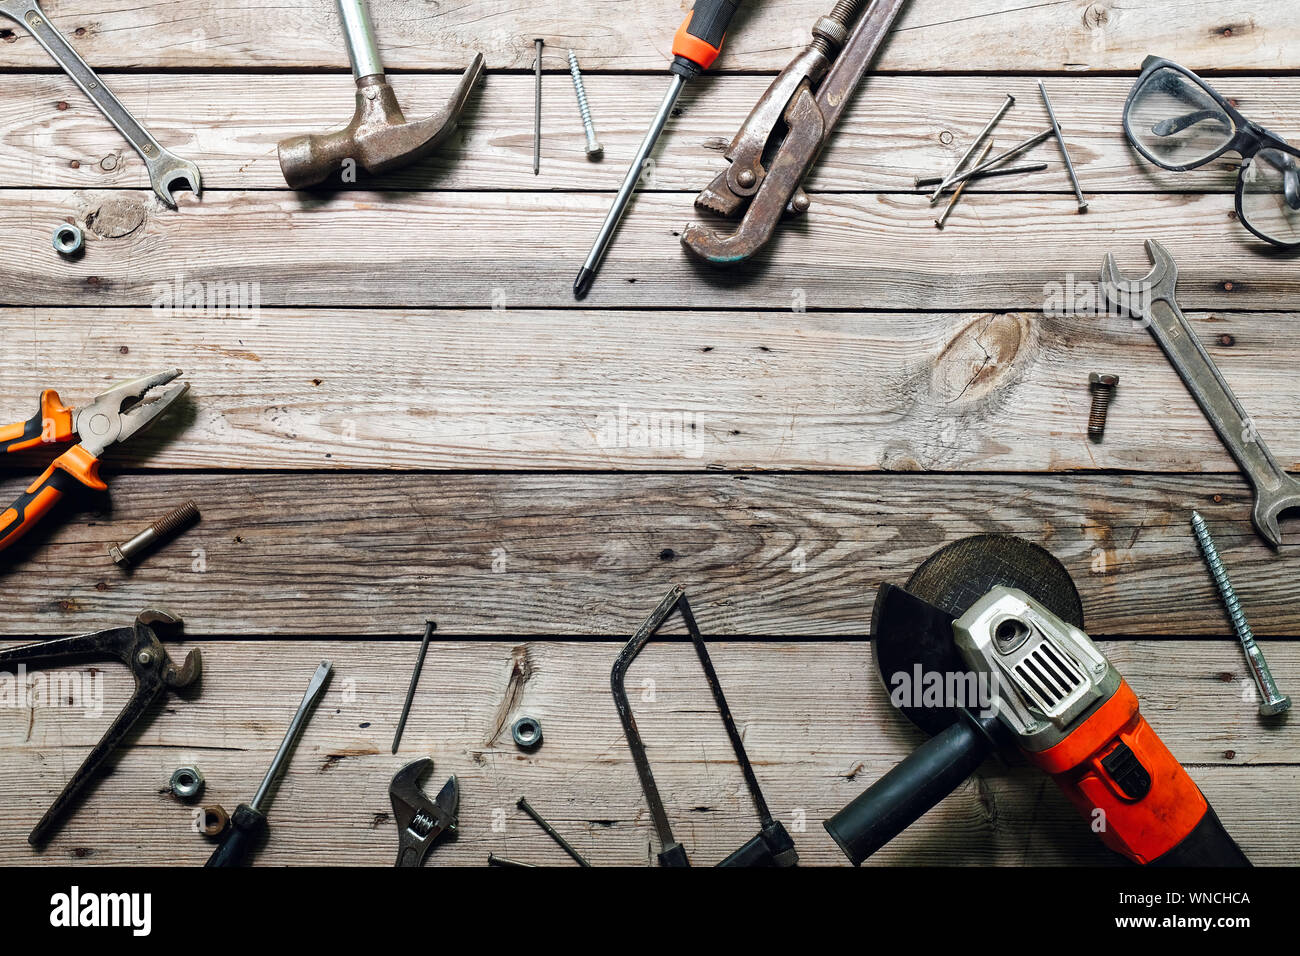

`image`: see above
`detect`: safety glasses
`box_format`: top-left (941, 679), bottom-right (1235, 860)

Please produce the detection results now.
top-left (1124, 55), bottom-right (1300, 248)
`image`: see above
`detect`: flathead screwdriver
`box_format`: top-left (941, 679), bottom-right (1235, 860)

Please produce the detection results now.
top-left (573, 0), bottom-right (743, 299)
top-left (206, 661), bottom-right (332, 867)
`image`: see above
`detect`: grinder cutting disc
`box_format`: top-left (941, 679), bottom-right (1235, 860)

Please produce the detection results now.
top-left (872, 535), bottom-right (1084, 737)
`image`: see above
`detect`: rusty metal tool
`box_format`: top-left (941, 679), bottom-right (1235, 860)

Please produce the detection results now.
top-left (1100, 239), bottom-right (1300, 547)
top-left (0, 369), bottom-right (189, 556)
top-left (573, 0), bottom-right (744, 298)
top-left (390, 757), bottom-right (459, 867)
top-left (0, 610), bottom-right (200, 846)
top-left (0, 0), bottom-right (201, 207)
top-left (278, 0), bottom-right (484, 188)
top-left (611, 585), bottom-right (798, 867)
top-left (681, 0), bottom-right (907, 265)
top-left (391, 619), bottom-right (436, 753)
top-left (206, 661), bottom-right (332, 866)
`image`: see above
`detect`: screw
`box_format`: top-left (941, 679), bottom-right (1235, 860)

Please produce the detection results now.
top-left (1087, 372), bottom-right (1118, 441)
top-left (516, 796), bottom-right (591, 866)
top-left (567, 51), bottom-right (603, 159)
top-left (1191, 512), bottom-right (1290, 716)
top-left (110, 500), bottom-right (200, 569)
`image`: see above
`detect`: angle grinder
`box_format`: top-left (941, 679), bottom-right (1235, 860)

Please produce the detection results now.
top-left (825, 535), bottom-right (1250, 866)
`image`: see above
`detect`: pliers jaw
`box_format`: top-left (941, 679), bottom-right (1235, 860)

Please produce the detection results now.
top-left (75, 368), bottom-right (189, 458)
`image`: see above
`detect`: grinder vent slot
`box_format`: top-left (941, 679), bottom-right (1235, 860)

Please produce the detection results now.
top-left (1014, 640), bottom-right (1085, 709)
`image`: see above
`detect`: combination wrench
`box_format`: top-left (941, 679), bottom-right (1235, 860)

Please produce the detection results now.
top-left (0, 0), bottom-right (201, 207)
top-left (1100, 239), bottom-right (1300, 547)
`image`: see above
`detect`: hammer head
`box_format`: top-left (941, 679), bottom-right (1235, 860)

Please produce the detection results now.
top-left (278, 54), bottom-right (484, 190)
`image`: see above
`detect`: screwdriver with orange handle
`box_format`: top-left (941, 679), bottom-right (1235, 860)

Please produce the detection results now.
top-left (0, 370), bottom-right (188, 555)
top-left (573, 0), bottom-right (743, 299)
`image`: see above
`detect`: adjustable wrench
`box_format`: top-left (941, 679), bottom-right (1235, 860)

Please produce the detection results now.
top-left (1100, 239), bottom-right (1300, 547)
top-left (390, 758), bottom-right (458, 867)
top-left (0, 0), bottom-right (201, 207)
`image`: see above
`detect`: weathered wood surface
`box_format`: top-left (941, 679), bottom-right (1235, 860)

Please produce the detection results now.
top-left (2, 308), bottom-right (1297, 473)
top-left (0, 1), bottom-right (1288, 71)
top-left (4, 73), bottom-right (1291, 193)
top-left (0, 473), bottom-right (1296, 638)
top-left (0, 640), bottom-right (1293, 866)
top-left (1, 190), bottom-right (1290, 310)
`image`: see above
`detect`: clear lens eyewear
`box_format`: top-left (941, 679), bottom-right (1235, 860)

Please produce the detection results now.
top-left (1124, 56), bottom-right (1300, 248)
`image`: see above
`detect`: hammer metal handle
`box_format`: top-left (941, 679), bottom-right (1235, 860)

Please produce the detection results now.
top-left (337, 0), bottom-right (385, 79)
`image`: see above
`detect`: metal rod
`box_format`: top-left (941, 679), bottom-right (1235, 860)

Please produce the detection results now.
top-left (574, 73), bottom-right (685, 298)
top-left (534, 38), bottom-right (544, 175)
top-left (928, 93), bottom-right (1014, 203)
top-left (517, 796), bottom-right (591, 866)
top-left (251, 661), bottom-right (332, 812)
top-left (1038, 80), bottom-right (1088, 213)
top-left (336, 0), bottom-right (384, 79)
top-left (935, 140), bottom-right (992, 228)
top-left (914, 162), bottom-right (1047, 189)
top-left (391, 620), bottom-right (436, 754)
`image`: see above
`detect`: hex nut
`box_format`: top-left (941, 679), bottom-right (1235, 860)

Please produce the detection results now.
top-left (511, 715), bottom-right (543, 750)
top-left (52, 223), bottom-right (84, 257)
top-left (169, 765), bottom-right (205, 802)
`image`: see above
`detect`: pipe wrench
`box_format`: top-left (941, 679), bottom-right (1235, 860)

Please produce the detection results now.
top-left (681, 0), bottom-right (907, 264)
top-left (0, 0), bottom-right (202, 207)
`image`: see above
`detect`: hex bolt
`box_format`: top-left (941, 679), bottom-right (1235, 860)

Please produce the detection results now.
top-left (1087, 373), bottom-right (1118, 441)
top-left (567, 50), bottom-right (602, 159)
top-left (110, 500), bottom-right (201, 569)
top-left (1191, 512), bottom-right (1291, 717)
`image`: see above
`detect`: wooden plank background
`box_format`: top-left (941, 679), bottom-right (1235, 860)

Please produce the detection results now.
top-left (0, 0), bottom-right (1297, 866)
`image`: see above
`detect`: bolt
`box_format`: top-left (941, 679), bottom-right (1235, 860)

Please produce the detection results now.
top-left (1087, 373), bottom-right (1118, 441)
top-left (567, 51), bottom-right (602, 159)
top-left (1191, 512), bottom-right (1290, 716)
top-left (110, 500), bottom-right (200, 569)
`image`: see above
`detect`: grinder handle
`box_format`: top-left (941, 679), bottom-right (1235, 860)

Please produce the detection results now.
top-left (824, 713), bottom-right (997, 865)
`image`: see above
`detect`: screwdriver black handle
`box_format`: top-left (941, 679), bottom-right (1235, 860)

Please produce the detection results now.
top-left (671, 0), bottom-right (741, 78)
top-left (204, 803), bottom-right (267, 867)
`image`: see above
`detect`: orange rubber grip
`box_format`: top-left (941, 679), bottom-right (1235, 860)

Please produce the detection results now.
top-left (671, 1), bottom-right (740, 72)
top-left (0, 390), bottom-right (75, 454)
top-left (0, 446), bottom-right (104, 554)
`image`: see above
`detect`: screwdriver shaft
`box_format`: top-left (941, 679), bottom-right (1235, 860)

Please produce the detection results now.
top-left (252, 660), bottom-right (332, 812)
top-left (574, 73), bottom-right (685, 298)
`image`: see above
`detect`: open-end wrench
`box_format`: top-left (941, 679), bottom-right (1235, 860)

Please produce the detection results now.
top-left (1100, 239), bottom-right (1300, 547)
top-left (0, 0), bottom-right (201, 207)
top-left (390, 758), bottom-right (458, 867)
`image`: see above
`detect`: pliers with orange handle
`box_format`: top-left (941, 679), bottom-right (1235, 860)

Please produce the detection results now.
top-left (0, 369), bottom-right (188, 554)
